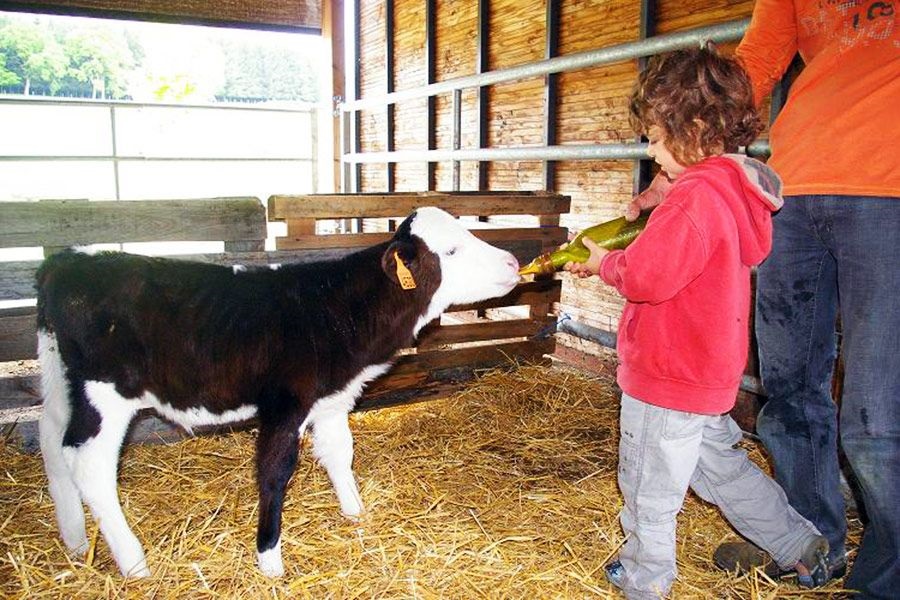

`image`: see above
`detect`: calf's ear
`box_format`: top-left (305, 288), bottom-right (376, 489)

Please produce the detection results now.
top-left (382, 241), bottom-right (419, 290)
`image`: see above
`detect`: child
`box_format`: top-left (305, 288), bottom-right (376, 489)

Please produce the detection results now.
top-left (565, 45), bottom-right (832, 599)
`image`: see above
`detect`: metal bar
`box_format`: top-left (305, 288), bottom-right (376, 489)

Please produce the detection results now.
top-left (543, 0), bottom-right (560, 191)
top-left (110, 105), bottom-right (121, 201)
top-left (385, 0), bottom-right (395, 193)
top-left (347, 142), bottom-right (647, 163)
top-left (343, 139), bottom-right (770, 165)
top-left (342, 18), bottom-right (749, 112)
top-left (452, 89), bottom-right (461, 191)
top-left (351, 0), bottom-right (362, 192)
top-left (633, 0), bottom-right (656, 196)
top-left (310, 107), bottom-right (319, 193)
top-left (341, 106), bottom-right (352, 191)
top-left (476, 0), bottom-right (490, 191)
top-left (425, 0), bottom-right (436, 190)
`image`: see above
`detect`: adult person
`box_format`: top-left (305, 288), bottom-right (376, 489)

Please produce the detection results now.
top-left (628, 2), bottom-right (899, 598)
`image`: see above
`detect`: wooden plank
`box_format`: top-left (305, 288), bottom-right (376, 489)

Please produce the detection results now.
top-left (416, 317), bottom-right (549, 350)
top-left (0, 198), bottom-right (266, 248)
top-left (449, 278), bottom-right (561, 312)
top-left (275, 226), bottom-right (566, 250)
top-left (0, 307), bottom-right (37, 362)
top-left (372, 338), bottom-right (555, 380)
top-left (267, 192), bottom-right (571, 220)
top-left (0, 373), bottom-right (41, 411)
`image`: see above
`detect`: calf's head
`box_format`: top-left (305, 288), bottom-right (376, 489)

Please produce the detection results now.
top-left (382, 207), bottom-right (520, 328)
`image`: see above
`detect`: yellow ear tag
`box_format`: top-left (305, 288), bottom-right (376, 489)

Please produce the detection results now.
top-left (394, 251), bottom-right (417, 290)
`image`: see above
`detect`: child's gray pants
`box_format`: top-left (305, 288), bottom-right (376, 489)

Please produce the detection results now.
top-left (615, 393), bottom-right (822, 599)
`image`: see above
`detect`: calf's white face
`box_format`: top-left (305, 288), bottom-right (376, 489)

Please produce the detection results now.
top-left (411, 207), bottom-right (520, 310)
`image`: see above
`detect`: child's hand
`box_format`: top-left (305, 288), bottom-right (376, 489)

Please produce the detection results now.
top-left (563, 238), bottom-right (608, 278)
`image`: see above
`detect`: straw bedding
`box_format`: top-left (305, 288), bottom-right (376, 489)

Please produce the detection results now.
top-left (0, 363), bottom-right (857, 598)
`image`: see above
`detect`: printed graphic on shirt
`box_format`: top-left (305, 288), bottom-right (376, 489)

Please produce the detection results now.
top-left (799, 1), bottom-right (896, 51)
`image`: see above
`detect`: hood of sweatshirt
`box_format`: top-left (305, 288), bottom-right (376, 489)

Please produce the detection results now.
top-left (681, 154), bottom-right (783, 267)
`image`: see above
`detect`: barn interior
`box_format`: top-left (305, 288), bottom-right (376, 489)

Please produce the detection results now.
top-left (0, 1), bottom-right (858, 598)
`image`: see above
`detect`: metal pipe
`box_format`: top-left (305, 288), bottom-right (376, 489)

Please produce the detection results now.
top-left (342, 18), bottom-right (749, 112)
top-left (343, 139), bottom-right (770, 165)
top-left (452, 88), bottom-right (461, 191)
top-left (555, 317), bottom-right (766, 396)
top-left (346, 142), bottom-right (647, 164)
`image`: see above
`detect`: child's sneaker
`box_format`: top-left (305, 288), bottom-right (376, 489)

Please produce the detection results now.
top-left (796, 535), bottom-right (831, 589)
top-left (604, 559), bottom-right (626, 589)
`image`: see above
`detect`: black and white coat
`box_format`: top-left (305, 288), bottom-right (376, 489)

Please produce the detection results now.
top-left (36, 207), bottom-right (520, 577)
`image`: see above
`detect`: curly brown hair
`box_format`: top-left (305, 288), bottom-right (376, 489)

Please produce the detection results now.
top-left (629, 44), bottom-right (762, 166)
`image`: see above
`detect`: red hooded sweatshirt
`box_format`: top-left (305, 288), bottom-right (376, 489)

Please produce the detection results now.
top-left (599, 155), bottom-right (783, 415)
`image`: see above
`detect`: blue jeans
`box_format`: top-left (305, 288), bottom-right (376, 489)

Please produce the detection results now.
top-left (755, 195), bottom-right (900, 599)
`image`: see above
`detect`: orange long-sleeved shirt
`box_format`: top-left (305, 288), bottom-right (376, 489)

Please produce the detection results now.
top-left (736, 0), bottom-right (899, 198)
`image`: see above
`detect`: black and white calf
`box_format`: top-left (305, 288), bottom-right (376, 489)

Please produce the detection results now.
top-left (36, 207), bottom-right (520, 578)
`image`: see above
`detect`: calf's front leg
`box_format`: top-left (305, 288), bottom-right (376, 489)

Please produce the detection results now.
top-left (311, 412), bottom-right (364, 519)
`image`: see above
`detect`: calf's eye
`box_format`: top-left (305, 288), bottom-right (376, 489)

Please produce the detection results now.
top-left (445, 247), bottom-right (458, 256)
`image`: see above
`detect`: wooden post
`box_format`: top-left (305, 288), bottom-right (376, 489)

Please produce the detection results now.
top-left (320, 0), bottom-right (345, 193)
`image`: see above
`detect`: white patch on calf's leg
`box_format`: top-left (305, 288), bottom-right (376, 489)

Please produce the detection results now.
top-left (69, 381), bottom-right (149, 578)
top-left (306, 363), bottom-right (391, 518)
top-left (37, 331), bottom-right (89, 556)
top-left (312, 413), bottom-right (363, 519)
top-left (257, 537), bottom-right (284, 577)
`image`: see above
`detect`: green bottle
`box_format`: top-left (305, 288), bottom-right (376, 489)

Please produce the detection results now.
top-left (519, 211), bottom-right (651, 277)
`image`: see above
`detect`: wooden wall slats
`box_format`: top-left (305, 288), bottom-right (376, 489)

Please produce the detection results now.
top-left (354, 0), bottom-right (757, 364)
top-left (0, 198), bottom-right (266, 248)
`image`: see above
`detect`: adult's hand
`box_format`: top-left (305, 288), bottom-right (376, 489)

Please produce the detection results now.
top-left (625, 172), bottom-right (672, 221)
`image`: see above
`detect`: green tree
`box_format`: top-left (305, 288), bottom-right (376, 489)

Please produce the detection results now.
top-left (24, 36), bottom-right (67, 94)
top-left (219, 40), bottom-right (319, 102)
top-left (65, 26), bottom-right (134, 98)
top-left (0, 51), bottom-right (22, 88)
top-left (0, 18), bottom-right (45, 94)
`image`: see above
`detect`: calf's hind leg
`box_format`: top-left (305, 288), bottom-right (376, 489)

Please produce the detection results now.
top-left (255, 402), bottom-right (305, 577)
top-left (67, 381), bottom-right (149, 578)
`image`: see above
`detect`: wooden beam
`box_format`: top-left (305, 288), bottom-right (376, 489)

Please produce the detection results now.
top-left (267, 192), bottom-right (571, 220)
top-left (320, 0), bottom-right (344, 193)
top-left (0, 198), bottom-right (266, 248)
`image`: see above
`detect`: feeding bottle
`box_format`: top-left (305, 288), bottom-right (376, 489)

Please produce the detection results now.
top-left (518, 211), bottom-right (651, 277)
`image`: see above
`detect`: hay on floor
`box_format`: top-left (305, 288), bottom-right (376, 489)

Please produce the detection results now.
top-left (0, 364), bottom-right (858, 598)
